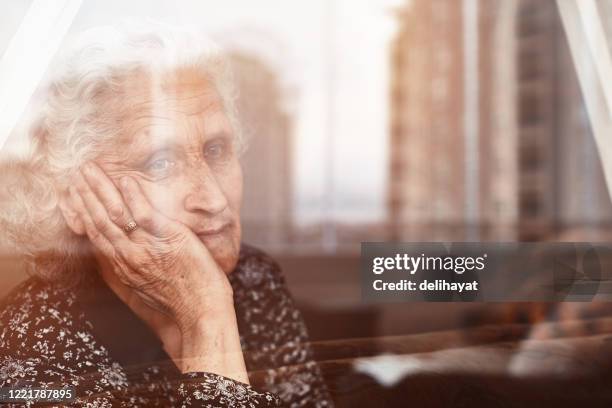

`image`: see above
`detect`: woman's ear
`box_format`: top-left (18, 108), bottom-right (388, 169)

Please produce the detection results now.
top-left (58, 190), bottom-right (86, 235)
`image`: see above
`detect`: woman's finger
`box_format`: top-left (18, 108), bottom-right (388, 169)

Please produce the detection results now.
top-left (118, 176), bottom-right (172, 236)
top-left (68, 185), bottom-right (116, 259)
top-left (70, 184), bottom-right (141, 285)
top-left (80, 161), bottom-right (138, 234)
top-left (74, 170), bottom-right (131, 244)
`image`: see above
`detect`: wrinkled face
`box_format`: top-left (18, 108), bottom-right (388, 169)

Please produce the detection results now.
top-left (95, 67), bottom-right (243, 273)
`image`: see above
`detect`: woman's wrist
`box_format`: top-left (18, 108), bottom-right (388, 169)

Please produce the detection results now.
top-left (177, 282), bottom-right (234, 333)
top-left (179, 303), bottom-right (249, 384)
top-left (180, 297), bottom-right (235, 337)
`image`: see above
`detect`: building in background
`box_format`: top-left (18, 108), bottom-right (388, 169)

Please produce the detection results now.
top-left (389, 0), bottom-right (612, 242)
top-left (230, 52), bottom-right (294, 252)
top-left (388, 0), bottom-right (519, 241)
top-left (516, 0), bottom-right (612, 240)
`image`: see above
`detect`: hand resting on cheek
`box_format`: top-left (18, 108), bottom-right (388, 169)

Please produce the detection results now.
top-left (59, 160), bottom-right (248, 383)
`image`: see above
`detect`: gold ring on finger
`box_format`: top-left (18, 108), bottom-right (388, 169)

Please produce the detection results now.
top-left (124, 220), bottom-right (138, 234)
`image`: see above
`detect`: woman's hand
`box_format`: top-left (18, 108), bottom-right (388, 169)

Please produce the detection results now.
top-left (64, 161), bottom-right (248, 382)
top-left (68, 161), bottom-right (233, 334)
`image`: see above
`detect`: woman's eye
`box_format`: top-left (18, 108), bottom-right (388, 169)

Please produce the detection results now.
top-left (146, 158), bottom-right (176, 173)
top-left (204, 142), bottom-right (228, 161)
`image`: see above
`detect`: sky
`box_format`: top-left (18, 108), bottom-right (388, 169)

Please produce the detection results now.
top-left (0, 0), bottom-right (402, 225)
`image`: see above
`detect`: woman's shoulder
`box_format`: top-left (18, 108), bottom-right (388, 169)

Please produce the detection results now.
top-left (0, 275), bottom-right (122, 391)
top-left (0, 276), bottom-right (77, 314)
top-left (0, 277), bottom-right (82, 353)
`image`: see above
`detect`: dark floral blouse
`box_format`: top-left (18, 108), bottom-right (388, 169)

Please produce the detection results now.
top-left (0, 245), bottom-right (333, 407)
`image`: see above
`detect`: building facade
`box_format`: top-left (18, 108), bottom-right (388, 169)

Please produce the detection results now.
top-left (388, 0), bottom-right (519, 241)
top-left (230, 52), bottom-right (294, 251)
top-left (516, 0), bottom-right (612, 240)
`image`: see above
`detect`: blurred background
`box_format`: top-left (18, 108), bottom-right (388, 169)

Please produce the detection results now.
top-left (3, 0), bottom-right (612, 405)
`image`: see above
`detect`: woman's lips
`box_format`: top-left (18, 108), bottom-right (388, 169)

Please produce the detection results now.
top-left (196, 224), bottom-right (230, 240)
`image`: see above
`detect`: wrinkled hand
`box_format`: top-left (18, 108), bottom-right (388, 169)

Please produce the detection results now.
top-left (68, 161), bottom-right (232, 333)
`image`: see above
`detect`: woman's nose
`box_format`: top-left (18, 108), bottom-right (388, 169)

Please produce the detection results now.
top-left (183, 168), bottom-right (229, 215)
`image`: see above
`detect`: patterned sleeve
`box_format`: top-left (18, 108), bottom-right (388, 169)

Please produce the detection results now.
top-left (0, 368), bottom-right (280, 407)
top-left (74, 372), bottom-right (282, 407)
top-left (173, 372), bottom-right (280, 407)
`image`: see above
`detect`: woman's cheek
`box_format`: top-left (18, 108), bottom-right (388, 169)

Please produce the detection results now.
top-left (142, 178), bottom-right (187, 218)
top-left (217, 159), bottom-right (243, 214)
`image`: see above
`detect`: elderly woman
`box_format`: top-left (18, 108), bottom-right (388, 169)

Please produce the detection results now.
top-left (0, 22), bottom-right (332, 407)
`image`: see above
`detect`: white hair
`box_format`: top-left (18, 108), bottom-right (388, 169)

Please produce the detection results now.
top-left (0, 20), bottom-right (242, 285)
